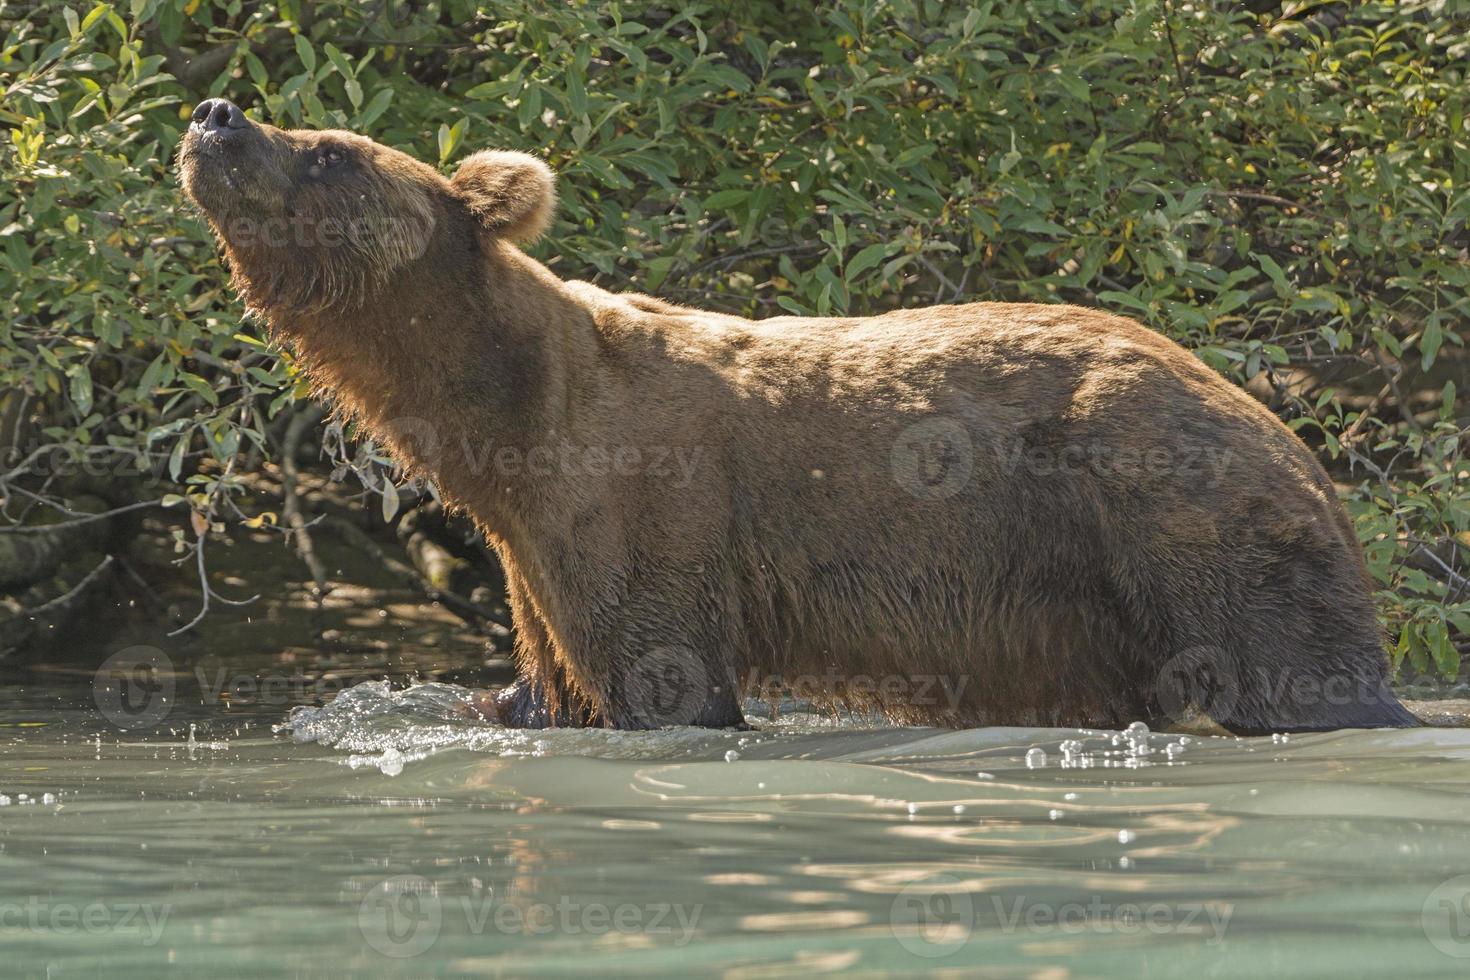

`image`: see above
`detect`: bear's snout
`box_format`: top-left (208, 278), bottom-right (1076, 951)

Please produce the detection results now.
top-left (190, 98), bottom-right (251, 140)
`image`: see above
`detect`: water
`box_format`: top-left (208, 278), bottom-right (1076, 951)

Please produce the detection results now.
top-left (5, 672), bottom-right (1470, 978)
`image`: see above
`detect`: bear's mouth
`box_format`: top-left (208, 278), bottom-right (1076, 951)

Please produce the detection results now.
top-left (177, 120), bottom-right (287, 229)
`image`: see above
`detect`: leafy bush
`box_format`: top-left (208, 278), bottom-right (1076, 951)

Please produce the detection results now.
top-left (2, 0), bottom-right (1466, 675)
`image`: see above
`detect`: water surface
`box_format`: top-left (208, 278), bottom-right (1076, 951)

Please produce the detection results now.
top-left (4, 673), bottom-right (1470, 978)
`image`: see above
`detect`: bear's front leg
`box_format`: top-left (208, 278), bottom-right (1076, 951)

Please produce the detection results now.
top-left (463, 654), bottom-right (746, 729)
top-left (465, 676), bottom-right (598, 728)
top-left (600, 635), bottom-right (749, 730)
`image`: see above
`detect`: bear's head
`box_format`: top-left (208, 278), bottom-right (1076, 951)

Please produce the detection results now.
top-left (177, 98), bottom-right (555, 317)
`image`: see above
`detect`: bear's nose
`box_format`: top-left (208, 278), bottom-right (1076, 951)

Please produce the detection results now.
top-left (190, 98), bottom-right (250, 136)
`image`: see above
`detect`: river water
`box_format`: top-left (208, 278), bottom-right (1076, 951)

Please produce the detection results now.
top-left (4, 664), bottom-right (1470, 978)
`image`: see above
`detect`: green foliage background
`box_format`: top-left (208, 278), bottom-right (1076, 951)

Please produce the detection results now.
top-left (2, 0), bottom-right (1467, 675)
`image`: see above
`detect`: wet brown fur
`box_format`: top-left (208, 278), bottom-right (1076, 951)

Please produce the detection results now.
top-left (178, 113), bottom-right (1418, 734)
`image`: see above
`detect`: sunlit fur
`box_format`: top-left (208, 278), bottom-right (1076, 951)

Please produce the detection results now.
top-left (450, 151), bottom-right (556, 244)
top-left (179, 117), bottom-right (1419, 735)
top-left (179, 124), bottom-right (436, 314)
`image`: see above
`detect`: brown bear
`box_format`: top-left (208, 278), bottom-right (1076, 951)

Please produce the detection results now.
top-left (177, 98), bottom-right (1419, 735)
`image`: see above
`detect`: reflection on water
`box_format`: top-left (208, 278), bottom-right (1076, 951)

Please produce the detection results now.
top-left (4, 677), bottom-right (1470, 977)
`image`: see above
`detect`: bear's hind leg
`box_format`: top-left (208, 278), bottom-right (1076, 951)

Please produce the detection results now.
top-left (1142, 540), bottom-right (1421, 735)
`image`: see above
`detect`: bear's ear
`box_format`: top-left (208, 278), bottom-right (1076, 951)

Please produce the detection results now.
top-left (450, 150), bottom-right (556, 244)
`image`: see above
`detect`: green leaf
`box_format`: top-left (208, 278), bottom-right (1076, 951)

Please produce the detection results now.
top-left (1421, 318), bottom-right (1443, 371)
top-left (702, 189), bottom-right (749, 210)
top-left (359, 87), bottom-right (394, 126)
top-left (294, 34), bottom-right (316, 73)
top-left (168, 435), bottom-right (188, 482)
top-left (323, 43), bottom-right (354, 80)
top-left (69, 365), bottom-right (93, 416)
top-left (1252, 252), bottom-right (1292, 297)
top-left (437, 119), bottom-right (466, 165)
top-left (845, 242), bottom-right (892, 280)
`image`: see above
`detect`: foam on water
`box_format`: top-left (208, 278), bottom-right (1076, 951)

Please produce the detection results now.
top-left (280, 680), bottom-right (1245, 778)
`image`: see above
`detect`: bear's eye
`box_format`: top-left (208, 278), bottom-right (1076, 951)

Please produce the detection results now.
top-left (317, 150), bottom-right (344, 167)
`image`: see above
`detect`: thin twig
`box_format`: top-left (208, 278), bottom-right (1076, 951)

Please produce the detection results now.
top-left (1202, 189), bottom-right (1331, 222)
top-left (321, 515), bottom-right (513, 637)
top-left (281, 405), bottom-right (331, 606)
top-left (1371, 347), bottom-right (1426, 436)
top-left (167, 530), bottom-right (260, 637)
top-left (0, 497), bottom-right (167, 533)
top-left (1409, 541), bottom-right (1470, 593)
top-left (1341, 381), bottom-right (1394, 447)
top-left (1161, 0), bottom-right (1188, 90)
top-left (167, 447), bottom-right (258, 636)
top-left (24, 555), bottom-right (115, 617)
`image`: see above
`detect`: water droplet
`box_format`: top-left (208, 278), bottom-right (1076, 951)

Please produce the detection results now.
top-left (1117, 829), bottom-right (1135, 844)
top-left (1125, 721), bottom-right (1149, 735)
top-left (952, 804), bottom-right (966, 815)
top-left (1025, 748), bottom-right (1047, 768)
top-left (724, 750), bottom-right (740, 763)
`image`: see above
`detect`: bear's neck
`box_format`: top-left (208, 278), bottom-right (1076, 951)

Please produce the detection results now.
top-left (268, 230), bottom-right (598, 536)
